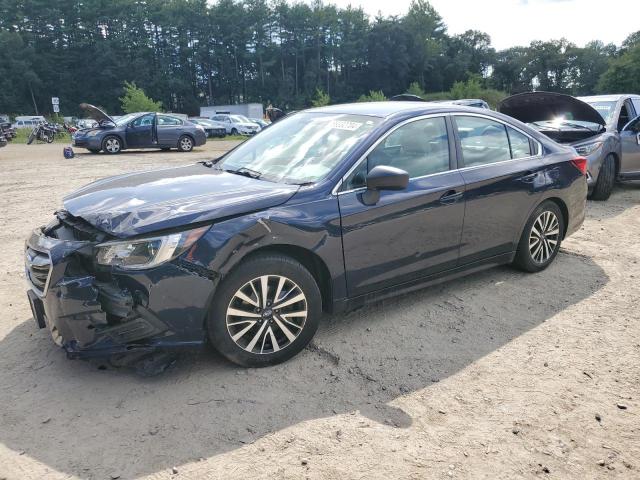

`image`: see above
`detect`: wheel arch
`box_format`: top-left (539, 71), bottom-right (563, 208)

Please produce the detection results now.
top-left (229, 244), bottom-right (333, 314)
top-left (102, 133), bottom-right (126, 150)
top-left (543, 197), bottom-right (569, 240)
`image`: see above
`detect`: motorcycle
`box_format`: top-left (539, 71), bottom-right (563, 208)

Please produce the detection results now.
top-left (27, 122), bottom-right (56, 144)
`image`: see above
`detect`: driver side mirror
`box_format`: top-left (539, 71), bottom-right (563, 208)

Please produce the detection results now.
top-left (362, 165), bottom-right (409, 205)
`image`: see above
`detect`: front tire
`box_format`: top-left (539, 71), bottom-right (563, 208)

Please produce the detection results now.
top-left (513, 201), bottom-right (564, 273)
top-left (178, 135), bottom-right (194, 152)
top-left (207, 254), bottom-right (322, 367)
top-left (589, 154), bottom-right (615, 201)
top-left (103, 135), bottom-right (122, 154)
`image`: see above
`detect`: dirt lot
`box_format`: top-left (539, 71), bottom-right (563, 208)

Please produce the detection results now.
top-left (0, 142), bottom-right (638, 480)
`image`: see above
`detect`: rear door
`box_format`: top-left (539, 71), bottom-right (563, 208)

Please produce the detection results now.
top-left (453, 114), bottom-right (544, 264)
top-left (620, 115), bottom-right (640, 175)
top-left (157, 115), bottom-right (183, 147)
top-left (126, 113), bottom-right (156, 147)
top-left (338, 115), bottom-right (466, 297)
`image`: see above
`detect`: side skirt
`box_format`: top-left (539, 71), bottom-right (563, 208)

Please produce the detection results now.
top-left (332, 252), bottom-right (515, 314)
top-left (618, 172), bottom-right (640, 181)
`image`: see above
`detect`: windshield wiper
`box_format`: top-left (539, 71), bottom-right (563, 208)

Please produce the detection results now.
top-left (225, 166), bottom-right (263, 179)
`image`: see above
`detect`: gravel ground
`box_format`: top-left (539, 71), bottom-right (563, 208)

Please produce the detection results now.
top-left (0, 142), bottom-right (638, 480)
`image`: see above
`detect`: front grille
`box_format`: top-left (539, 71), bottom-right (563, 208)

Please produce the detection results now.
top-left (26, 247), bottom-right (51, 292)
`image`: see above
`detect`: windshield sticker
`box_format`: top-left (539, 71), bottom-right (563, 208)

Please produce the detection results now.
top-left (332, 120), bottom-right (362, 131)
top-left (591, 105), bottom-right (611, 111)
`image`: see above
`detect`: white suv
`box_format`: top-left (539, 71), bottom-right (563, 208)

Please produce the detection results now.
top-left (210, 114), bottom-right (261, 135)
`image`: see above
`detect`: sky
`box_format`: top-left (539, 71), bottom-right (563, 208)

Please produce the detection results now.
top-left (324, 0), bottom-right (640, 50)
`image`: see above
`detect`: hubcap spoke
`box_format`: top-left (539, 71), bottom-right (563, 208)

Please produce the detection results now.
top-left (226, 274), bottom-right (307, 355)
top-left (529, 210), bottom-right (560, 264)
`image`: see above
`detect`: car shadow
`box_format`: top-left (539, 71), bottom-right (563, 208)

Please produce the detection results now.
top-left (0, 253), bottom-right (607, 479)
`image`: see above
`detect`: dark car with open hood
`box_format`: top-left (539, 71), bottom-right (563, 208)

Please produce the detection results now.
top-left (499, 92), bottom-right (640, 200)
top-left (72, 103), bottom-right (207, 154)
top-left (26, 102), bottom-right (587, 368)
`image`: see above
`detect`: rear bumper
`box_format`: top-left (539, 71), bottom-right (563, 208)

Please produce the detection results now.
top-left (25, 223), bottom-right (216, 359)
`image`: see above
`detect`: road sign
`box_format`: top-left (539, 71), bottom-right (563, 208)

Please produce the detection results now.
top-left (53, 104), bottom-right (60, 113)
top-left (51, 97), bottom-right (59, 105)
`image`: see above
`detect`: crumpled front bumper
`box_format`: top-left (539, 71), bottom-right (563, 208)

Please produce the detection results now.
top-left (25, 223), bottom-right (217, 359)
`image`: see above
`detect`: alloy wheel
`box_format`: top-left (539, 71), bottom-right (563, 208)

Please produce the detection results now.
top-left (529, 210), bottom-right (560, 264)
top-left (180, 137), bottom-right (193, 151)
top-left (226, 275), bottom-right (307, 354)
top-left (105, 138), bottom-right (120, 153)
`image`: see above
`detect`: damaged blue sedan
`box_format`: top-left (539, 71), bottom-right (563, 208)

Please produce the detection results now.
top-left (26, 102), bottom-right (587, 367)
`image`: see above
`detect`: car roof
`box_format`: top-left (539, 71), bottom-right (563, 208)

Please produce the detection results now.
top-left (306, 101), bottom-right (476, 118)
top-left (578, 94), bottom-right (640, 102)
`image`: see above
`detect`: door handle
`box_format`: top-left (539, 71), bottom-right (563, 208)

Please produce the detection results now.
top-left (440, 190), bottom-right (463, 204)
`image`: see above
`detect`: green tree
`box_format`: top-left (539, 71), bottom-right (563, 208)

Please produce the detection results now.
top-left (357, 90), bottom-right (386, 102)
top-left (311, 87), bottom-right (330, 107)
top-left (119, 82), bottom-right (163, 113)
top-left (406, 82), bottom-right (426, 98)
top-left (598, 44), bottom-right (640, 93)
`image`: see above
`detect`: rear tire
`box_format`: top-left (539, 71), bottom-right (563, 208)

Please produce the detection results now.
top-left (103, 135), bottom-right (122, 154)
top-left (513, 201), bottom-right (564, 273)
top-left (589, 154), bottom-right (615, 201)
top-left (231, 128), bottom-right (238, 136)
top-left (177, 135), bottom-right (194, 152)
top-left (207, 254), bottom-right (322, 367)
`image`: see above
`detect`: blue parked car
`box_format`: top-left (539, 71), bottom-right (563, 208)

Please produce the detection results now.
top-left (72, 104), bottom-right (207, 154)
top-left (26, 102), bottom-right (587, 367)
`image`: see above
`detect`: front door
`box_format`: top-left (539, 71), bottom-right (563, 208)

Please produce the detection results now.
top-left (620, 116), bottom-right (640, 176)
top-left (338, 115), bottom-right (465, 297)
top-left (452, 114), bottom-right (544, 264)
top-left (126, 113), bottom-right (156, 148)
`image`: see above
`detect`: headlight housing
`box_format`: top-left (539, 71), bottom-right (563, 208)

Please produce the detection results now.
top-left (95, 226), bottom-right (209, 270)
top-left (575, 142), bottom-right (602, 156)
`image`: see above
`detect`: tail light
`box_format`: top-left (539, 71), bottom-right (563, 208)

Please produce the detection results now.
top-left (570, 157), bottom-right (588, 175)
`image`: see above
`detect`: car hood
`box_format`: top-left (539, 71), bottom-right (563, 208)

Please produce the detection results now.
top-left (498, 92), bottom-right (606, 126)
top-left (79, 103), bottom-right (115, 124)
top-left (63, 164), bottom-right (300, 238)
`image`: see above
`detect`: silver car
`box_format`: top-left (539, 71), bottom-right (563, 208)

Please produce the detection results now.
top-left (210, 114), bottom-right (261, 135)
top-left (500, 92), bottom-right (640, 200)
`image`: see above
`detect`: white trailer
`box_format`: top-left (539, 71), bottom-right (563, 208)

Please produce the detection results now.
top-left (200, 103), bottom-right (264, 120)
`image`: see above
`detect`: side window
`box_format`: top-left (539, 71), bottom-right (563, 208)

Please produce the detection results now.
top-left (506, 126), bottom-right (533, 159)
top-left (455, 116), bottom-right (511, 167)
top-left (342, 117), bottom-right (450, 191)
top-left (157, 115), bottom-right (181, 126)
top-left (131, 113), bottom-right (155, 127)
top-left (618, 102), bottom-right (632, 131)
top-left (632, 99), bottom-right (640, 120)
top-left (627, 116), bottom-right (640, 133)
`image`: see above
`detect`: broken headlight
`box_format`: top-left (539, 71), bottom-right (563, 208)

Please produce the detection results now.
top-left (96, 226), bottom-right (209, 270)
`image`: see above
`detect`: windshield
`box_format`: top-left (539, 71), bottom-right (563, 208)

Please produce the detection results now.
top-left (584, 101), bottom-right (616, 123)
top-left (113, 113), bottom-right (139, 126)
top-left (218, 112), bottom-right (381, 184)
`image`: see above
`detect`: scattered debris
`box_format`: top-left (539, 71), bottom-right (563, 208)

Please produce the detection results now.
top-left (616, 403), bottom-right (628, 410)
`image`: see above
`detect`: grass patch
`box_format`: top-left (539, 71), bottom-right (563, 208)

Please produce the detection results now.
top-left (208, 134), bottom-right (247, 142)
top-left (13, 129), bottom-right (72, 144)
